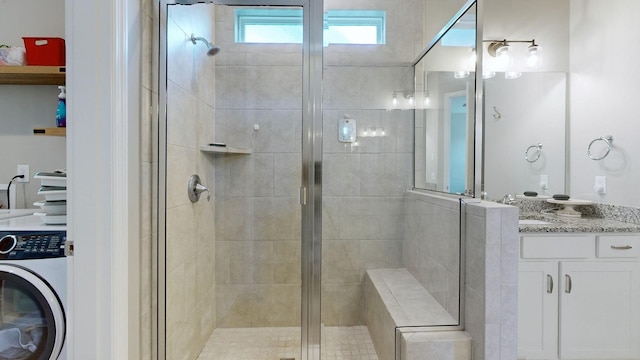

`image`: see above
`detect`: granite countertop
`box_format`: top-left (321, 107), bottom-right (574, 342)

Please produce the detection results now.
top-left (519, 212), bottom-right (640, 233)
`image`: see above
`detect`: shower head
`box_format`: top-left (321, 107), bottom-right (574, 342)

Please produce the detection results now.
top-left (190, 34), bottom-right (221, 56)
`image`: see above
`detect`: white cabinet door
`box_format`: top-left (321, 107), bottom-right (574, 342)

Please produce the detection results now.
top-left (518, 261), bottom-right (559, 360)
top-left (559, 261), bottom-right (640, 359)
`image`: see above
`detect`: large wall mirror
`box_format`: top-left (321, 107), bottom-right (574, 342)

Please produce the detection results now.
top-left (414, 3), bottom-right (476, 195)
top-left (483, 72), bottom-right (567, 199)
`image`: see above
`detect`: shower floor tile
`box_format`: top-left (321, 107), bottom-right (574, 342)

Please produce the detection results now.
top-left (197, 325), bottom-right (378, 360)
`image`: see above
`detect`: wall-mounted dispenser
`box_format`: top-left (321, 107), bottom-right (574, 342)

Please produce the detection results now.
top-left (338, 114), bottom-right (357, 143)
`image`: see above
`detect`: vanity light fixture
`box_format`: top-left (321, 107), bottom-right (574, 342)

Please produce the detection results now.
top-left (485, 38), bottom-right (541, 68)
top-left (391, 90), bottom-right (415, 108)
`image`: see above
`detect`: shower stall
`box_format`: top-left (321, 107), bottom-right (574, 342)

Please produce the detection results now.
top-left (156, 0), bottom-right (476, 359)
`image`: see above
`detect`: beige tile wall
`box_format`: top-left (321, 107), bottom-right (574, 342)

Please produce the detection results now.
top-left (163, 4), bottom-right (218, 359)
top-left (403, 191), bottom-right (461, 321)
top-left (213, 5), bottom-right (303, 328)
top-left (402, 191), bottom-right (519, 360)
top-left (140, 0), bottom-right (155, 358)
top-left (463, 201), bottom-right (519, 360)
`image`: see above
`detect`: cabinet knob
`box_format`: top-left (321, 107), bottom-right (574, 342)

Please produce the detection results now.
top-left (565, 274), bottom-right (572, 293)
top-left (547, 274), bottom-right (554, 293)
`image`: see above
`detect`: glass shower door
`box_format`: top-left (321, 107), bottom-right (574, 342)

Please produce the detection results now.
top-left (159, 1), bottom-right (322, 359)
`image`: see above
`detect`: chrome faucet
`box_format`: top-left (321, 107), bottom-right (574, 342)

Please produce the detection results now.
top-left (501, 194), bottom-right (516, 205)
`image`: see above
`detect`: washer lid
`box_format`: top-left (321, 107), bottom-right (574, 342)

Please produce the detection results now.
top-left (0, 215), bottom-right (66, 232)
top-left (0, 209), bottom-right (34, 221)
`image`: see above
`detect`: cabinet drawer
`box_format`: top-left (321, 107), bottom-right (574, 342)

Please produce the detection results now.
top-left (521, 235), bottom-right (594, 259)
top-left (597, 235), bottom-right (640, 258)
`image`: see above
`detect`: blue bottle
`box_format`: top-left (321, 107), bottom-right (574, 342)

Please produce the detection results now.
top-left (56, 86), bottom-right (66, 127)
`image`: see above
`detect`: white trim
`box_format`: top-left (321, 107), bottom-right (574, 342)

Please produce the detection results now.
top-left (66, 0), bottom-right (139, 358)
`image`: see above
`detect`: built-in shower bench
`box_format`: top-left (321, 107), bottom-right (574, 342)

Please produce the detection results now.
top-left (364, 268), bottom-right (471, 360)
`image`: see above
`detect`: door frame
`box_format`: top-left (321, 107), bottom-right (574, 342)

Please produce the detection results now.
top-left (157, 1), bottom-right (323, 359)
top-left (442, 90), bottom-right (466, 193)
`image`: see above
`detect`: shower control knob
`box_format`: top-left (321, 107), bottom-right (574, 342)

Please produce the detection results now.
top-left (188, 174), bottom-right (211, 203)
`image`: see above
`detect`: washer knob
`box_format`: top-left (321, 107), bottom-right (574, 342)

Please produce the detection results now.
top-left (0, 235), bottom-right (17, 254)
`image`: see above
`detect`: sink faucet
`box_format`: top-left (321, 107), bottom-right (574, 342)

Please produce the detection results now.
top-left (501, 194), bottom-right (516, 205)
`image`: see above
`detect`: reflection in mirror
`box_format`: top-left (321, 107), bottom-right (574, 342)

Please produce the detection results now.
top-left (414, 4), bottom-right (476, 195)
top-left (483, 72), bottom-right (567, 200)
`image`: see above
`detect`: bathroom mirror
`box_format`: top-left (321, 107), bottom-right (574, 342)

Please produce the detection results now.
top-left (483, 72), bottom-right (567, 200)
top-left (414, 4), bottom-right (476, 195)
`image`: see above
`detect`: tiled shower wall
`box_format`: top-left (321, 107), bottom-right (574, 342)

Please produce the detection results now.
top-left (321, 0), bottom-right (423, 325)
top-left (213, 6), bottom-right (304, 327)
top-left (164, 4), bottom-right (218, 359)
top-left (403, 191), bottom-right (519, 360)
top-left (212, 0), bottom-right (424, 327)
top-left (403, 191), bottom-right (461, 320)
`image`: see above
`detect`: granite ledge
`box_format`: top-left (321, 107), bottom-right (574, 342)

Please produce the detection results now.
top-left (519, 212), bottom-right (640, 233)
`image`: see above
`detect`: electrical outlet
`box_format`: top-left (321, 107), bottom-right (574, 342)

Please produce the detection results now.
top-left (594, 176), bottom-right (607, 194)
top-left (16, 165), bottom-right (29, 183)
top-left (539, 174), bottom-right (548, 190)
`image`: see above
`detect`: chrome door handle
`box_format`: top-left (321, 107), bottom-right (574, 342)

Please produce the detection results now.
top-left (547, 274), bottom-right (554, 294)
top-left (565, 274), bottom-right (572, 294)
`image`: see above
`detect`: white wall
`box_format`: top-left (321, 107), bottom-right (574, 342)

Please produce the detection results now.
top-left (0, 0), bottom-right (66, 209)
top-left (569, 0), bottom-right (640, 206)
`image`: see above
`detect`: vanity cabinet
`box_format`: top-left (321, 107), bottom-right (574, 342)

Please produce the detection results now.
top-left (518, 234), bottom-right (640, 360)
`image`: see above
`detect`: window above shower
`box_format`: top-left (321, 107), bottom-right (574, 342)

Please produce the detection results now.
top-left (235, 8), bottom-right (386, 45)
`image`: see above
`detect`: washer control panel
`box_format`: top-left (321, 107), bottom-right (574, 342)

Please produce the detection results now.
top-left (0, 231), bottom-right (66, 259)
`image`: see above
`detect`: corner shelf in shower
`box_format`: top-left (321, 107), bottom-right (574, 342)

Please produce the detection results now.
top-left (199, 145), bottom-right (251, 155)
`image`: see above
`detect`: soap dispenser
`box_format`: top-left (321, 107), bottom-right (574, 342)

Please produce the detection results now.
top-left (56, 86), bottom-right (66, 127)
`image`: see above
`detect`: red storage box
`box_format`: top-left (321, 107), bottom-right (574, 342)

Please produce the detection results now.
top-left (22, 37), bottom-right (65, 66)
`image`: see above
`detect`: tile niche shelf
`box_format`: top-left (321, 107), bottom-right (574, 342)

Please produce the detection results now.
top-left (199, 144), bottom-right (251, 155)
top-left (0, 66), bottom-right (66, 85)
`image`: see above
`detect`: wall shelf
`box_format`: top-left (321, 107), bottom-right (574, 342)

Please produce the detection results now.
top-left (34, 127), bottom-right (66, 136)
top-left (199, 145), bottom-right (251, 155)
top-left (0, 66), bottom-right (66, 85)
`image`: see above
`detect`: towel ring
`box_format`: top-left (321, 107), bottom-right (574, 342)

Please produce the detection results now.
top-left (588, 136), bottom-right (613, 160)
top-left (525, 143), bottom-right (543, 163)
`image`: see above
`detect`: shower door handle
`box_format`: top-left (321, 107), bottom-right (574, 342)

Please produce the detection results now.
top-left (188, 174), bottom-right (211, 202)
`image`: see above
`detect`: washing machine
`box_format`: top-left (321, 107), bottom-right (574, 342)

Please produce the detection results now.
top-left (0, 214), bottom-right (67, 360)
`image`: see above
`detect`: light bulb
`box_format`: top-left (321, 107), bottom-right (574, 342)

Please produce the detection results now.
top-left (505, 71), bottom-right (522, 79)
top-left (495, 44), bottom-right (511, 68)
top-left (408, 94), bottom-right (414, 106)
top-left (392, 93), bottom-right (398, 107)
top-left (424, 94), bottom-right (431, 106)
top-left (454, 71), bottom-right (469, 79)
top-left (527, 44), bottom-right (542, 68)
top-left (469, 49), bottom-right (477, 68)
top-left (482, 71), bottom-right (496, 79)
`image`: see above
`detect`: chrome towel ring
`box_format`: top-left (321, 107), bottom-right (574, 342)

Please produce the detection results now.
top-left (588, 136), bottom-right (613, 160)
top-left (525, 143), bottom-right (543, 163)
